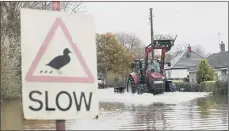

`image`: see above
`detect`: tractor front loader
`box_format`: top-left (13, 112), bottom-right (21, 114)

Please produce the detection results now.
top-left (126, 37), bottom-right (177, 95)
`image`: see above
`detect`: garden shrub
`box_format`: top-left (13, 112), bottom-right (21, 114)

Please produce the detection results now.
top-left (213, 81), bottom-right (228, 95)
top-left (173, 80), bottom-right (227, 95)
top-left (196, 59), bottom-right (214, 83)
top-left (202, 81), bottom-right (215, 92)
top-left (173, 81), bottom-right (192, 92)
top-left (174, 82), bottom-right (201, 92)
top-left (191, 83), bottom-right (201, 92)
top-left (173, 81), bottom-right (185, 91)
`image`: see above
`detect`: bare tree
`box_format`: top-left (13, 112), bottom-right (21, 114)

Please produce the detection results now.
top-left (60, 2), bottom-right (85, 13)
top-left (1, 1), bottom-right (85, 41)
top-left (192, 45), bottom-right (206, 57)
top-left (132, 46), bottom-right (145, 59)
top-left (1, 1), bottom-right (85, 99)
top-left (116, 32), bottom-right (146, 58)
top-left (115, 32), bottom-right (129, 47)
top-left (170, 43), bottom-right (188, 57)
top-left (127, 34), bottom-right (143, 53)
top-left (170, 43), bottom-right (207, 59)
top-left (37, 2), bottom-right (85, 13)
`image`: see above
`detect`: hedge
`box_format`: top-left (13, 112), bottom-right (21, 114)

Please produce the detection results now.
top-left (173, 80), bottom-right (228, 95)
top-left (213, 81), bottom-right (228, 95)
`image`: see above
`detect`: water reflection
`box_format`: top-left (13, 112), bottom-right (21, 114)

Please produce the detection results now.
top-left (130, 103), bottom-right (173, 130)
top-left (100, 102), bottom-right (126, 112)
top-left (1, 94), bottom-right (228, 130)
top-left (196, 95), bottom-right (228, 119)
top-left (197, 98), bottom-right (217, 118)
top-left (1, 100), bottom-right (55, 130)
top-left (1, 100), bottom-right (24, 130)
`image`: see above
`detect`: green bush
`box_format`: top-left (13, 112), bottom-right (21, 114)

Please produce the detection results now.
top-left (173, 81), bottom-right (192, 91)
top-left (196, 59), bottom-right (214, 83)
top-left (173, 80), bottom-right (227, 95)
top-left (172, 81), bottom-right (184, 91)
top-left (201, 81), bottom-right (215, 92)
top-left (192, 83), bottom-right (201, 92)
top-left (213, 81), bottom-right (228, 95)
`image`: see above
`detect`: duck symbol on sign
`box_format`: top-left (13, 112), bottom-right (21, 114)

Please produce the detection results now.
top-left (40, 48), bottom-right (71, 75)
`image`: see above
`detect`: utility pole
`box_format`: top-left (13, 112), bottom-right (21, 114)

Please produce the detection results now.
top-left (150, 8), bottom-right (154, 59)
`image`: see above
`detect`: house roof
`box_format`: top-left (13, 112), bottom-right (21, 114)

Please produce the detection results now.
top-left (207, 51), bottom-right (228, 68)
top-left (165, 48), bottom-right (205, 70)
top-left (188, 51), bottom-right (228, 72)
top-left (188, 64), bottom-right (199, 72)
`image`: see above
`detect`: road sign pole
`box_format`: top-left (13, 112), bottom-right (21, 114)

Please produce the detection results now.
top-left (56, 120), bottom-right (65, 131)
top-left (52, 1), bottom-right (65, 131)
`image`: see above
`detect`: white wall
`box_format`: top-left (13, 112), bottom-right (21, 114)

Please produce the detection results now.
top-left (189, 68), bottom-right (228, 82)
top-left (165, 69), bottom-right (189, 79)
top-left (214, 69), bottom-right (221, 80)
top-left (215, 69), bottom-right (228, 81)
top-left (189, 72), bottom-right (196, 83)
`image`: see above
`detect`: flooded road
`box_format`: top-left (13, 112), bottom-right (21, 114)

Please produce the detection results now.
top-left (1, 88), bottom-right (228, 130)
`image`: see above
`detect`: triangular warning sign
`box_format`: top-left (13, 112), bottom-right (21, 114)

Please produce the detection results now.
top-left (25, 17), bottom-right (95, 83)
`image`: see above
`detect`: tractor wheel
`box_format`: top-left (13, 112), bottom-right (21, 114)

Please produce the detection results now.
top-left (137, 89), bottom-right (143, 95)
top-left (126, 77), bottom-right (137, 94)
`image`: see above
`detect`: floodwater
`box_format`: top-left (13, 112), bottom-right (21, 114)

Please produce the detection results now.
top-left (1, 88), bottom-right (228, 130)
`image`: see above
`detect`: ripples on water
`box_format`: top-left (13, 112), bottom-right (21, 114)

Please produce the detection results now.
top-left (99, 88), bottom-right (210, 105)
top-left (1, 88), bottom-right (228, 130)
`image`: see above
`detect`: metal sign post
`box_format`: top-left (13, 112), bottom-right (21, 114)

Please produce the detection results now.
top-left (52, 2), bottom-right (65, 131)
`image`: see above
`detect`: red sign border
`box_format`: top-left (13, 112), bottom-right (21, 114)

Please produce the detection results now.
top-left (25, 17), bottom-right (95, 83)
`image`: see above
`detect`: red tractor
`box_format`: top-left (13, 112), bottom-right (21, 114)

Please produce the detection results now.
top-left (113, 8), bottom-right (177, 94)
top-left (126, 37), bottom-right (177, 95)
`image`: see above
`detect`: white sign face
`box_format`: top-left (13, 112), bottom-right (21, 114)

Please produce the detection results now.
top-left (20, 8), bottom-right (98, 120)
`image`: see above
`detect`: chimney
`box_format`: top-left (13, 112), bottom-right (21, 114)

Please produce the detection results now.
top-left (219, 41), bottom-right (225, 52)
top-left (187, 44), bottom-right (192, 52)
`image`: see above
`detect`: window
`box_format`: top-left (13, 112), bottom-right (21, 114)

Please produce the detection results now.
top-left (147, 60), bottom-right (160, 73)
top-left (221, 69), bottom-right (227, 81)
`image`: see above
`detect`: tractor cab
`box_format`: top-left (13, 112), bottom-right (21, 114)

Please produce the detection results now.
top-left (131, 58), bottom-right (162, 84)
top-left (131, 59), bottom-right (163, 74)
top-left (147, 59), bottom-right (160, 73)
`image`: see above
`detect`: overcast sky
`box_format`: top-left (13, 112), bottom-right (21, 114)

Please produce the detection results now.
top-left (84, 2), bottom-right (228, 54)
